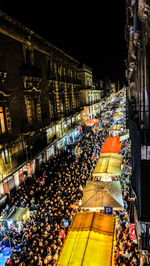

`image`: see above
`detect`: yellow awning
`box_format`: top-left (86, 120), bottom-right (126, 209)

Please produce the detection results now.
top-left (113, 112), bottom-right (123, 119)
top-left (109, 124), bottom-right (123, 131)
top-left (93, 153), bottom-right (122, 177)
top-left (57, 212), bottom-right (115, 266)
top-left (115, 107), bottom-right (124, 112)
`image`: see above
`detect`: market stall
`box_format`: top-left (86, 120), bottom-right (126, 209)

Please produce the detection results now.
top-left (92, 124), bottom-right (103, 134)
top-left (4, 207), bottom-right (30, 232)
top-left (81, 181), bottom-right (124, 211)
top-left (113, 112), bottom-right (123, 120)
top-left (109, 124), bottom-right (123, 136)
top-left (120, 133), bottom-right (129, 141)
top-left (57, 212), bottom-right (116, 266)
top-left (93, 153), bottom-right (122, 180)
top-left (84, 118), bottom-right (99, 126)
top-left (101, 137), bottom-right (122, 154)
top-left (115, 107), bottom-right (124, 113)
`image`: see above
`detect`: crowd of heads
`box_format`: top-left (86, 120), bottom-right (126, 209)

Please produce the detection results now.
top-left (1, 113), bottom-right (111, 265)
top-left (0, 94), bottom-right (141, 266)
top-left (113, 137), bottom-right (140, 265)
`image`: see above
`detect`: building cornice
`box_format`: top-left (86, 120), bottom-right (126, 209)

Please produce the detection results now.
top-left (0, 10), bottom-right (80, 66)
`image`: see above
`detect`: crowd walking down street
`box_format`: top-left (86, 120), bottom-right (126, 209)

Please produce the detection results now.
top-left (0, 89), bottom-right (141, 265)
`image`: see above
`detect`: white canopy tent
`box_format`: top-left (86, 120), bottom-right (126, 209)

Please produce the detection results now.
top-left (81, 181), bottom-right (124, 211)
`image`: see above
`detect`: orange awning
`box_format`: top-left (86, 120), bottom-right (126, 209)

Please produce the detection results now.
top-left (57, 212), bottom-right (116, 266)
top-left (84, 118), bottom-right (99, 126)
top-left (101, 136), bottom-right (122, 153)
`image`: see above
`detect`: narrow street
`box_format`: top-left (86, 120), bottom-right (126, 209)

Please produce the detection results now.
top-left (0, 88), bottom-right (140, 265)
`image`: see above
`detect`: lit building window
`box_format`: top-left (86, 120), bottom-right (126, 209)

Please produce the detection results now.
top-left (0, 106), bottom-right (6, 133)
top-left (25, 95), bottom-right (41, 123)
top-left (2, 149), bottom-right (10, 164)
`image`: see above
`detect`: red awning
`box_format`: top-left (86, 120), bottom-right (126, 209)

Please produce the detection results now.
top-left (101, 136), bottom-right (122, 153)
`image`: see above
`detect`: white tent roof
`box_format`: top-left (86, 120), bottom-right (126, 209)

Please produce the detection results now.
top-left (81, 181), bottom-right (124, 210)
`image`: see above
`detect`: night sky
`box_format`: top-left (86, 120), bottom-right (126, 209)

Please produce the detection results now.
top-left (1, 1), bottom-right (127, 83)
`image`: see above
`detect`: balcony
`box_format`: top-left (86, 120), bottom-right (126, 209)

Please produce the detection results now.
top-left (47, 74), bottom-right (81, 85)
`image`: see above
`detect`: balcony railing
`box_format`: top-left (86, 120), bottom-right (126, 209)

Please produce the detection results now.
top-left (61, 107), bottom-right (83, 118)
top-left (47, 73), bottom-right (81, 84)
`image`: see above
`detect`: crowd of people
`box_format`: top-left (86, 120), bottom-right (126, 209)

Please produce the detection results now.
top-left (0, 92), bottom-right (141, 265)
top-left (1, 111), bottom-right (111, 265)
top-left (113, 139), bottom-right (140, 265)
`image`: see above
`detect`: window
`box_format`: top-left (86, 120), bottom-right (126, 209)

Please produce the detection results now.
top-left (26, 49), bottom-right (31, 66)
top-left (25, 95), bottom-right (41, 123)
top-left (2, 149), bottom-right (10, 164)
top-left (0, 107), bottom-right (6, 134)
top-left (30, 98), bottom-right (37, 121)
top-left (49, 99), bottom-right (55, 119)
top-left (47, 59), bottom-right (50, 76)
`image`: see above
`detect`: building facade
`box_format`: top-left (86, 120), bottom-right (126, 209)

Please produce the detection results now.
top-left (126, 0), bottom-right (150, 261)
top-left (79, 64), bottom-right (104, 121)
top-left (0, 11), bottom-right (82, 181)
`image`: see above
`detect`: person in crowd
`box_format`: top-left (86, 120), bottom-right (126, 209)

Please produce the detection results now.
top-left (0, 95), bottom-right (140, 265)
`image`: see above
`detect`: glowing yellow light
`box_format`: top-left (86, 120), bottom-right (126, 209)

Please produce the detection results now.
top-left (57, 212), bottom-right (115, 266)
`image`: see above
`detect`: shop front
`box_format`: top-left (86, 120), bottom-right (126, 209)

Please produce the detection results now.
top-left (66, 126), bottom-right (81, 145)
top-left (56, 122), bottom-right (62, 138)
top-left (46, 127), bottom-right (55, 144)
top-left (5, 207), bottom-right (30, 232)
top-left (46, 145), bottom-right (55, 160)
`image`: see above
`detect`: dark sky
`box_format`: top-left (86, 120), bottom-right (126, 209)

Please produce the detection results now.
top-left (1, 1), bottom-right (127, 83)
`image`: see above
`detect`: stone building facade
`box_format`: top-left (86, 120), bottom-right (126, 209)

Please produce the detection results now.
top-left (126, 0), bottom-right (150, 128)
top-left (79, 64), bottom-right (104, 121)
top-left (0, 11), bottom-right (82, 180)
top-left (126, 0), bottom-right (150, 260)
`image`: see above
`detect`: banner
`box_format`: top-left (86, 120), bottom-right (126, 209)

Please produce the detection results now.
top-left (129, 223), bottom-right (137, 242)
top-left (3, 182), bottom-right (9, 194)
top-left (19, 170), bottom-right (24, 181)
top-left (120, 134), bottom-right (129, 141)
